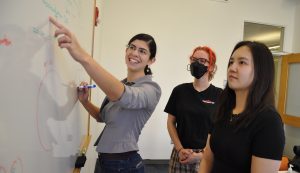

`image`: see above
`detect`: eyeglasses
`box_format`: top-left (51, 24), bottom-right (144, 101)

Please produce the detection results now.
top-left (127, 44), bottom-right (149, 56)
top-left (191, 57), bottom-right (209, 65)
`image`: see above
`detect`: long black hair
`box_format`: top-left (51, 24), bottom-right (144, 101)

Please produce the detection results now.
top-left (214, 41), bottom-right (275, 130)
top-left (128, 33), bottom-right (157, 75)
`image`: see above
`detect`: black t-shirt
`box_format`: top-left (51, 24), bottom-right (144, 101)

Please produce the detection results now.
top-left (164, 83), bottom-right (222, 149)
top-left (210, 107), bottom-right (285, 173)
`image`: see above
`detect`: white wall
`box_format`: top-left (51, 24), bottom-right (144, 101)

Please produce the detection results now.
top-left (83, 1), bottom-right (299, 170)
top-left (293, 1), bottom-right (300, 52)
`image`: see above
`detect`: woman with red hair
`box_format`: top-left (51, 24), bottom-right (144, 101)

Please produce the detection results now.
top-left (165, 46), bottom-right (222, 173)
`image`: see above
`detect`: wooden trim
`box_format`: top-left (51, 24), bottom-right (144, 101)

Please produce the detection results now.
top-left (73, 135), bottom-right (92, 173)
top-left (277, 53), bottom-right (300, 127)
top-left (277, 55), bottom-right (288, 122)
top-left (81, 135), bottom-right (92, 154)
top-left (74, 0), bottom-right (97, 172)
top-left (73, 168), bottom-right (81, 173)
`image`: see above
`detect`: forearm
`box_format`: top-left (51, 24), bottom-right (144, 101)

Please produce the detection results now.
top-left (199, 135), bottom-right (214, 173)
top-left (80, 56), bottom-right (125, 101)
top-left (199, 157), bottom-right (213, 173)
top-left (167, 119), bottom-right (183, 151)
top-left (251, 156), bottom-right (281, 173)
top-left (80, 100), bottom-right (101, 121)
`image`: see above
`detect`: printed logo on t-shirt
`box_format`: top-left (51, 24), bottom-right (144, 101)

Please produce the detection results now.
top-left (202, 100), bottom-right (215, 104)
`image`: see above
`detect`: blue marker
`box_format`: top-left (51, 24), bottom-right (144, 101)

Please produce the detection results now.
top-left (78, 84), bottom-right (96, 89)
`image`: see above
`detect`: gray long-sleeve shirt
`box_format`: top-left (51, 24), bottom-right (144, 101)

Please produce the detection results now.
top-left (96, 75), bottom-right (161, 153)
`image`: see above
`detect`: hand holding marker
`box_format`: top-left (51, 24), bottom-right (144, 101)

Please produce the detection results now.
top-left (78, 84), bottom-right (96, 89)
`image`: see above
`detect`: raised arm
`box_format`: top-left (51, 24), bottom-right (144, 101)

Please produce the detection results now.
top-left (49, 17), bottom-right (124, 101)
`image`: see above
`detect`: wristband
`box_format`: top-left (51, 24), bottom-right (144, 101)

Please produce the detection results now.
top-left (177, 147), bottom-right (183, 153)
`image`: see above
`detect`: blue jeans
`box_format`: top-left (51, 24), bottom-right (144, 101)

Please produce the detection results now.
top-left (94, 153), bottom-right (144, 173)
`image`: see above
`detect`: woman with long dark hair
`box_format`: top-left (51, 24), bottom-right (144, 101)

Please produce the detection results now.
top-left (199, 41), bottom-right (285, 173)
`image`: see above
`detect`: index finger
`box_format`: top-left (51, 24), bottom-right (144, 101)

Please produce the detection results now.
top-left (49, 16), bottom-right (64, 29)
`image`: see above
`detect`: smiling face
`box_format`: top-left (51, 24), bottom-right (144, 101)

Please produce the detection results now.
top-left (125, 39), bottom-right (154, 75)
top-left (227, 45), bottom-right (254, 92)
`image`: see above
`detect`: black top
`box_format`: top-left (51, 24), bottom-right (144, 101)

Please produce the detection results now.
top-left (164, 83), bottom-right (222, 149)
top-left (210, 107), bottom-right (285, 173)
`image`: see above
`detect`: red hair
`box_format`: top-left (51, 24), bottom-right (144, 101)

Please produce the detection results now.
top-left (190, 46), bottom-right (217, 81)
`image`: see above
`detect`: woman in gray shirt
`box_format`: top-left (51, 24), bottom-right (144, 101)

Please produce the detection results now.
top-left (50, 17), bottom-right (161, 173)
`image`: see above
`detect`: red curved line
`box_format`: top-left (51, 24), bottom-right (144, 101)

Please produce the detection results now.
top-left (10, 157), bottom-right (23, 173)
top-left (0, 38), bottom-right (12, 46)
top-left (35, 61), bottom-right (78, 152)
top-left (35, 62), bottom-right (51, 152)
top-left (17, 157), bottom-right (24, 173)
top-left (0, 166), bottom-right (7, 173)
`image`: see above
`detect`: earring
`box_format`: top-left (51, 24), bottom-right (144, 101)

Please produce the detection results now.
top-left (187, 64), bottom-right (191, 71)
top-left (146, 67), bottom-right (150, 73)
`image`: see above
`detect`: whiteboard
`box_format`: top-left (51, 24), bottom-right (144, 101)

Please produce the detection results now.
top-left (0, 0), bottom-right (94, 172)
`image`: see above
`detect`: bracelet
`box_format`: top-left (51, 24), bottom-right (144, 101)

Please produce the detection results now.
top-left (177, 147), bottom-right (183, 153)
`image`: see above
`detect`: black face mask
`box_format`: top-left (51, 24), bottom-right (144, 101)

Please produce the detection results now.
top-left (189, 61), bottom-right (208, 79)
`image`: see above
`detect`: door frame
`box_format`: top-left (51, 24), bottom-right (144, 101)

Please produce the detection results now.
top-left (277, 53), bottom-right (300, 127)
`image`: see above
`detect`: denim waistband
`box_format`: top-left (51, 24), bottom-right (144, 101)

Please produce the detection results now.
top-left (98, 151), bottom-right (138, 160)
